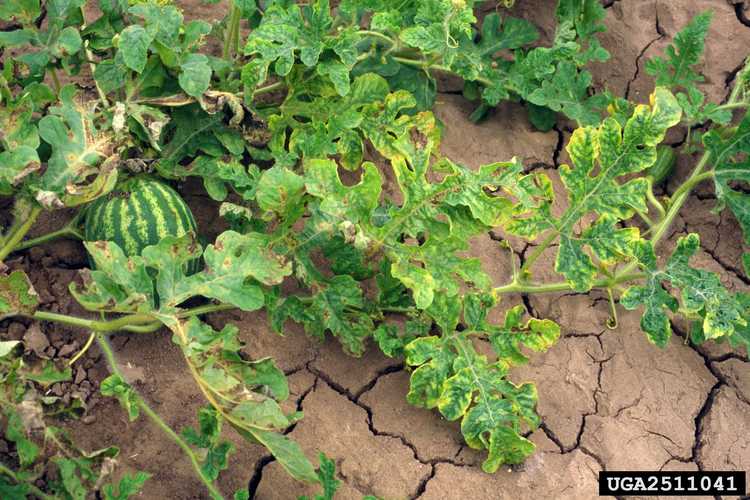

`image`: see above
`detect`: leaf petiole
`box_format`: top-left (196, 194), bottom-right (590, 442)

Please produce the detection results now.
top-left (493, 272), bottom-right (645, 296)
top-left (31, 303), bottom-right (237, 333)
top-left (519, 231), bottom-right (557, 278)
top-left (667, 170), bottom-right (715, 206)
top-left (12, 211), bottom-right (85, 253)
top-left (0, 206), bottom-right (42, 262)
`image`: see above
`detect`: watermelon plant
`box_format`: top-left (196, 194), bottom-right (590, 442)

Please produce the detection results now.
top-left (0, 0), bottom-right (749, 498)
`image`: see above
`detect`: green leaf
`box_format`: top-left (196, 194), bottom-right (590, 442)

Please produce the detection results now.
top-left (645, 11), bottom-right (716, 124)
top-left (179, 54), bottom-right (212, 98)
top-left (709, 115), bottom-right (750, 245)
top-left (55, 458), bottom-right (87, 500)
top-left (5, 409), bottom-right (39, 467)
top-left (101, 472), bottom-right (151, 500)
top-left (100, 374), bottom-right (140, 420)
top-left (94, 59), bottom-right (128, 93)
top-left (172, 231), bottom-right (290, 309)
top-left (244, 428), bottom-right (318, 483)
top-left (622, 235), bottom-right (747, 346)
top-left (51, 26), bottom-right (82, 58)
top-left (0, 270), bottom-right (39, 318)
top-left (526, 60), bottom-right (603, 125)
top-left (243, 0), bottom-right (356, 95)
top-left (304, 159), bottom-right (380, 224)
top-left (119, 25), bottom-right (152, 73)
top-left (129, 2), bottom-right (183, 46)
top-left (25, 361), bottom-right (72, 386)
top-left (0, 0), bottom-right (40, 24)
top-left (484, 304), bottom-right (561, 366)
top-left (645, 10), bottom-right (712, 90)
top-left (265, 72), bottom-right (390, 167)
top-left (273, 275), bottom-right (373, 356)
top-left (168, 156), bottom-right (258, 202)
top-left (299, 453), bottom-right (340, 500)
top-left (0, 30), bottom-right (37, 48)
top-left (256, 166), bottom-right (306, 214)
top-left (72, 241), bottom-right (154, 314)
top-left (529, 88), bottom-right (682, 291)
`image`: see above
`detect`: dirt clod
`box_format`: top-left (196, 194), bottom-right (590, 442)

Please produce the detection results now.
top-left (23, 323), bottom-right (50, 358)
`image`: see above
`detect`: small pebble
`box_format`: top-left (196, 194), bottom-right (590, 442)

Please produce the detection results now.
top-left (82, 414), bottom-right (97, 425)
top-left (48, 329), bottom-right (64, 345)
top-left (23, 323), bottom-right (50, 357)
top-left (7, 322), bottom-right (26, 341)
top-left (57, 342), bottom-right (79, 358)
top-left (74, 367), bottom-right (87, 385)
top-left (50, 383), bottom-right (64, 397)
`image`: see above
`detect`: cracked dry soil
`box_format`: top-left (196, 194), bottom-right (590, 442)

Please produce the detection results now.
top-left (4, 0), bottom-right (750, 498)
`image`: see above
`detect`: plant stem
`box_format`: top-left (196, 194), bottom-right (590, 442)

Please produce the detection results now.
top-left (380, 305), bottom-right (416, 314)
top-left (50, 69), bottom-right (61, 93)
top-left (0, 461), bottom-right (57, 500)
top-left (715, 102), bottom-right (749, 112)
top-left (31, 303), bottom-right (235, 334)
top-left (12, 225), bottom-right (84, 253)
top-left (493, 272), bottom-right (645, 296)
top-left (177, 302), bottom-right (236, 318)
top-left (645, 181), bottom-right (666, 219)
top-left (253, 80), bottom-right (285, 97)
top-left (391, 56), bottom-right (493, 87)
top-left (96, 333), bottom-right (225, 500)
top-left (357, 30), bottom-right (395, 46)
top-left (79, 6), bottom-right (109, 108)
top-left (223, 2), bottom-right (242, 60)
top-left (667, 170), bottom-right (714, 206)
top-left (651, 153), bottom-right (712, 246)
top-left (34, 311), bottom-right (156, 332)
top-left (520, 231), bottom-right (557, 276)
top-left (635, 209), bottom-right (653, 227)
top-left (0, 206), bottom-right (41, 262)
top-left (122, 322), bottom-right (163, 333)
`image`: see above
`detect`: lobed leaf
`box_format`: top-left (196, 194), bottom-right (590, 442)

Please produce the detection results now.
top-left (622, 235), bottom-right (748, 347)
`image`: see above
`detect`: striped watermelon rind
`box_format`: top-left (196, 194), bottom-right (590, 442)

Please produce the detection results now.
top-left (84, 176), bottom-right (201, 274)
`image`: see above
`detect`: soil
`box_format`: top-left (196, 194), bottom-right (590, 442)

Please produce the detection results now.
top-left (2, 0), bottom-right (750, 499)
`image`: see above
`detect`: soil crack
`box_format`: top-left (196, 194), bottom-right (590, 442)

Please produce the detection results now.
top-left (670, 323), bottom-right (726, 471)
top-left (624, 13), bottom-right (665, 100)
top-left (735, 2), bottom-right (750, 28)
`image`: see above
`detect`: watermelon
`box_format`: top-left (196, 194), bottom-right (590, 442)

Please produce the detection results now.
top-left (84, 176), bottom-right (200, 273)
